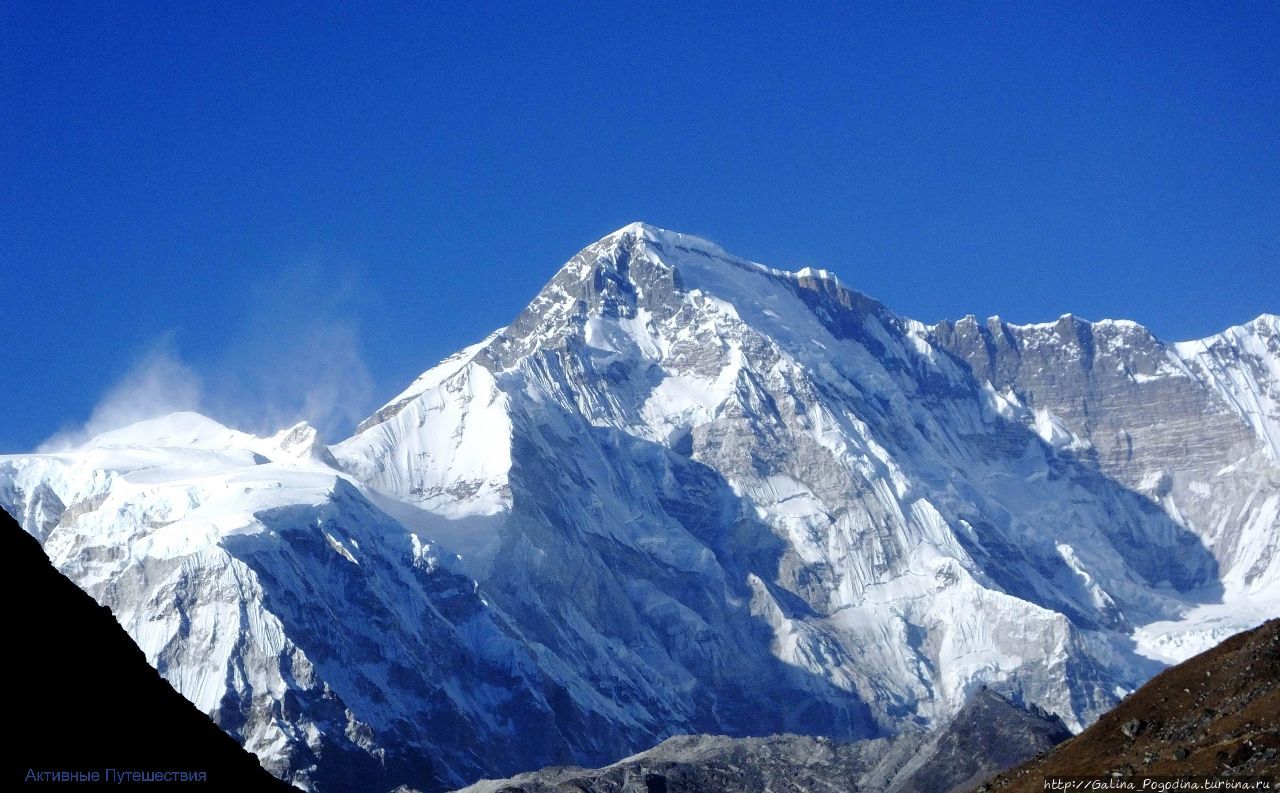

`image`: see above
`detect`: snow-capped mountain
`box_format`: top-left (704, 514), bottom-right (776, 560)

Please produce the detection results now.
top-left (3, 223), bottom-right (1276, 792)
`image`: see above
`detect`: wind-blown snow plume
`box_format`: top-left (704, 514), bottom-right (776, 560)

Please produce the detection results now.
top-left (37, 340), bottom-right (203, 452)
top-left (35, 262), bottom-right (378, 453)
top-left (207, 261), bottom-right (377, 443)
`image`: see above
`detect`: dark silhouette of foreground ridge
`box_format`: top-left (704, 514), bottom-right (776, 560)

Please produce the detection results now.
top-left (2, 508), bottom-right (290, 790)
top-left (454, 686), bottom-right (1070, 792)
top-left (976, 619), bottom-right (1279, 792)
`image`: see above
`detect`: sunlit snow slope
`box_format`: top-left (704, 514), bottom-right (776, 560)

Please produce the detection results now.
top-left (3, 223), bottom-right (1276, 792)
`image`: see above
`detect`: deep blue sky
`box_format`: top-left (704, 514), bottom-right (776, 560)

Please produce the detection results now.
top-left (3, 2), bottom-right (1277, 451)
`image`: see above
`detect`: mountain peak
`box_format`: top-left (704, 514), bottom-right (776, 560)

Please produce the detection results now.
top-left (452, 223), bottom-right (909, 382)
top-left (7, 223), bottom-right (1279, 793)
top-left (596, 222), bottom-right (742, 266)
top-left (607, 220), bottom-right (662, 236)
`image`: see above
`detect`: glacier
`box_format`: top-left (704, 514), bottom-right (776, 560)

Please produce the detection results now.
top-left (3, 222), bottom-right (1277, 791)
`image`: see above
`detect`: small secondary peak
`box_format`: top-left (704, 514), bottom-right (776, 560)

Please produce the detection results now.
top-left (268, 421), bottom-right (338, 466)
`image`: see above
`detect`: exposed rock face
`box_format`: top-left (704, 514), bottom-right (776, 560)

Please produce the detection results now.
top-left (976, 619), bottom-right (1280, 791)
top-left (1, 507), bottom-right (291, 790)
top-left (1, 224), bottom-right (1276, 791)
top-left (932, 313), bottom-right (1280, 600)
top-left (454, 687), bottom-right (1070, 793)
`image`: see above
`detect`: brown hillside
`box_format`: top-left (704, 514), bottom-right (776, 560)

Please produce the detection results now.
top-left (976, 619), bottom-right (1279, 792)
